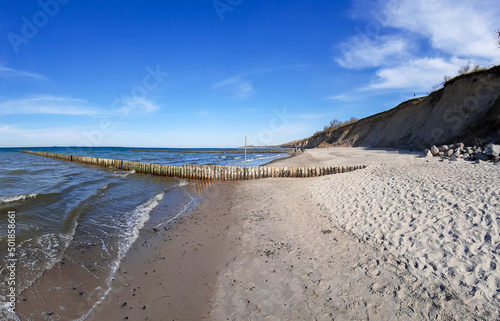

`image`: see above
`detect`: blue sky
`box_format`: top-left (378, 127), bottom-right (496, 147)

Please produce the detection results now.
top-left (1, 0), bottom-right (499, 148)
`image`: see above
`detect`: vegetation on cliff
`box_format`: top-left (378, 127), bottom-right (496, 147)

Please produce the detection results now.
top-left (279, 65), bottom-right (500, 150)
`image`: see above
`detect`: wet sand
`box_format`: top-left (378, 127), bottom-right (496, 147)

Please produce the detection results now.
top-left (92, 181), bottom-right (237, 321)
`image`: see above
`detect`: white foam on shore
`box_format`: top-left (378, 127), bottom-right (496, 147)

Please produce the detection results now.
top-left (0, 193), bottom-right (38, 204)
top-left (124, 192), bottom-right (165, 249)
top-left (0, 301), bottom-right (21, 321)
top-left (152, 187), bottom-right (196, 229)
top-left (74, 192), bottom-right (165, 321)
top-left (14, 233), bottom-right (71, 293)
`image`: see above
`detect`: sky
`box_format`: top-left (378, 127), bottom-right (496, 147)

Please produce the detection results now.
top-left (1, 0), bottom-right (499, 148)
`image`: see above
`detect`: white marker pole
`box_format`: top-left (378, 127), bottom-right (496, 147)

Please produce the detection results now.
top-left (244, 136), bottom-right (247, 179)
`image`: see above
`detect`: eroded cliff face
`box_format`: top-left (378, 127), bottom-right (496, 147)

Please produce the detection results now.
top-left (281, 66), bottom-right (500, 150)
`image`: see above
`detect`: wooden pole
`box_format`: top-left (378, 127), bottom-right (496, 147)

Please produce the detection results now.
top-left (19, 150), bottom-right (367, 181)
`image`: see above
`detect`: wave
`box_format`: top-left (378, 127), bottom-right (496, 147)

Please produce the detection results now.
top-left (0, 193), bottom-right (38, 204)
top-left (0, 302), bottom-right (21, 321)
top-left (153, 188), bottom-right (195, 229)
top-left (123, 192), bottom-right (165, 253)
top-left (14, 233), bottom-right (71, 293)
top-left (11, 182), bottom-right (115, 293)
top-left (74, 192), bottom-right (165, 321)
top-left (8, 169), bottom-right (30, 175)
top-left (112, 170), bottom-right (135, 178)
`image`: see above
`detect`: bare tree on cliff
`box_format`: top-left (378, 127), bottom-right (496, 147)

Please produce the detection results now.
top-left (497, 29), bottom-right (500, 49)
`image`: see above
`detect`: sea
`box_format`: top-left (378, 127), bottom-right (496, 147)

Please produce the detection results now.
top-left (0, 147), bottom-right (289, 320)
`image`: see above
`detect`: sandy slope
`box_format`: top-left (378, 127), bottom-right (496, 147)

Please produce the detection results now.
top-left (306, 148), bottom-right (500, 318)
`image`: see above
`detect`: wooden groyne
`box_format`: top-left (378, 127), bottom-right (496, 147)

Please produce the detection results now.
top-left (20, 150), bottom-right (367, 181)
top-left (129, 148), bottom-right (293, 154)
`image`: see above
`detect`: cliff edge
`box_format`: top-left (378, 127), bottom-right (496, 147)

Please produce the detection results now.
top-left (280, 65), bottom-right (500, 150)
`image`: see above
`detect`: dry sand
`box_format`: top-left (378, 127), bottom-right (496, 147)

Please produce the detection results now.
top-left (94, 148), bottom-right (499, 320)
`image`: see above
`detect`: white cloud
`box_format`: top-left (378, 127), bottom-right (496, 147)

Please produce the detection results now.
top-left (212, 76), bottom-right (254, 99)
top-left (336, 36), bottom-right (410, 69)
top-left (0, 65), bottom-right (44, 79)
top-left (0, 95), bottom-right (161, 118)
top-left (335, 0), bottom-right (500, 92)
top-left (324, 95), bottom-right (347, 101)
top-left (364, 57), bottom-right (467, 91)
top-left (0, 96), bottom-right (99, 116)
top-left (0, 124), bottom-right (85, 146)
top-left (118, 97), bottom-right (160, 113)
top-left (382, 0), bottom-right (500, 61)
top-left (324, 94), bottom-right (362, 102)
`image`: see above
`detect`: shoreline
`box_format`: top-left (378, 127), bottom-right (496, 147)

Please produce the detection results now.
top-left (94, 181), bottom-right (239, 320)
top-left (261, 150), bottom-right (296, 166)
top-left (76, 148), bottom-right (498, 319)
top-left (77, 153), bottom-right (296, 320)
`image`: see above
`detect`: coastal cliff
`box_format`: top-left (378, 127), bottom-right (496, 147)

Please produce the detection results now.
top-left (280, 65), bottom-right (500, 150)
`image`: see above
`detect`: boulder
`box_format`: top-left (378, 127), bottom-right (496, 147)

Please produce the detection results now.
top-left (430, 145), bottom-right (440, 156)
top-left (456, 142), bottom-right (465, 150)
top-left (474, 152), bottom-right (490, 161)
top-left (446, 149), bottom-right (454, 157)
top-left (421, 149), bottom-right (433, 158)
top-left (439, 145), bottom-right (448, 152)
top-left (451, 148), bottom-right (461, 158)
top-left (466, 147), bottom-right (473, 155)
top-left (438, 151), bottom-right (445, 157)
top-left (449, 144), bottom-right (455, 149)
top-left (484, 143), bottom-right (500, 157)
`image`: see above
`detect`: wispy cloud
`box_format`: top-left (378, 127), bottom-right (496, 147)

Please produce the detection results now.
top-left (0, 123), bottom-right (85, 146)
top-left (0, 65), bottom-right (45, 79)
top-left (0, 96), bottom-right (98, 116)
top-left (365, 57), bottom-right (467, 91)
top-left (212, 76), bottom-right (254, 99)
top-left (324, 95), bottom-right (345, 101)
top-left (116, 97), bottom-right (161, 113)
top-left (336, 36), bottom-right (410, 69)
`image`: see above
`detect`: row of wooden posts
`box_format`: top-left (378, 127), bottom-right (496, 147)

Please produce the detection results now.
top-left (20, 150), bottom-right (367, 181)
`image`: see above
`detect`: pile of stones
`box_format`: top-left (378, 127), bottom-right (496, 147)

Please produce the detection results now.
top-left (421, 143), bottom-right (500, 163)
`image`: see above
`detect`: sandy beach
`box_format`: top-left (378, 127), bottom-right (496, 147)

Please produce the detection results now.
top-left (94, 148), bottom-right (499, 320)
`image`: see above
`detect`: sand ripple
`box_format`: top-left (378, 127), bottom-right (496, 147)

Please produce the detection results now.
top-left (309, 149), bottom-right (500, 318)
